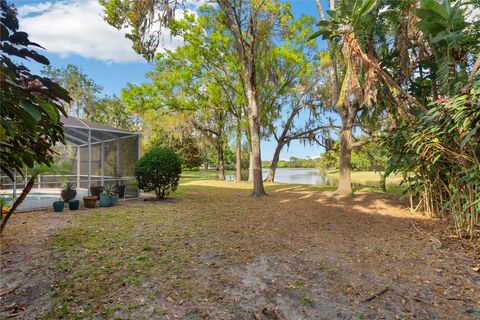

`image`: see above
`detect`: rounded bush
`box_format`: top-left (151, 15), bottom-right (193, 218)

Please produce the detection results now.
top-left (135, 147), bottom-right (182, 199)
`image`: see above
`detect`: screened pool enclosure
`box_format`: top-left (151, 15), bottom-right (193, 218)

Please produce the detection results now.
top-left (0, 116), bottom-right (140, 210)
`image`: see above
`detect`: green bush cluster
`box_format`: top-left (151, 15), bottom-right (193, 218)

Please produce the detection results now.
top-left (135, 147), bottom-right (182, 199)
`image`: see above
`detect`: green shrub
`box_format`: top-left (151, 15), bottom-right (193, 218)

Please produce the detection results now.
top-left (135, 147), bottom-right (182, 199)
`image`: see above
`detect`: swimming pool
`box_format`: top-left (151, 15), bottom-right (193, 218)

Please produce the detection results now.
top-left (0, 193), bottom-right (60, 202)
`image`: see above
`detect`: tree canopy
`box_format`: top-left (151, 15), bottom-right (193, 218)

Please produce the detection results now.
top-left (312, 0), bottom-right (479, 236)
top-left (0, 0), bottom-right (71, 180)
top-left (0, 0), bottom-right (71, 233)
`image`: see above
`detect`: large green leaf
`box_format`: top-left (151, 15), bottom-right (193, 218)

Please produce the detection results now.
top-left (356, 0), bottom-right (377, 19)
top-left (21, 101), bottom-right (42, 122)
top-left (38, 101), bottom-right (60, 122)
top-left (419, 0), bottom-right (449, 20)
top-left (460, 126), bottom-right (479, 149)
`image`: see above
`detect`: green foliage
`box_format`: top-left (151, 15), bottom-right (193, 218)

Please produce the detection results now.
top-left (204, 144), bottom-right (236, 166)
top-left (148, 135), bottom-right (204, 170)
top-left (91, 95), bottom-right (138, 131)
top-left (311, 0), bottom-right (479, 236)
top-left (310, 0), bottom-right (378, 41)
top-left (42, 65), bottom-right (137, 131)
top-left (101, 184), bottom-right (118, 196)
top-left (99, 0), bottom-right (178, 61)
top-left (413, 0), bottom-right (480, 92)
top-left (137, 111), bottom-right (204, 169)
top-left (383, 83), bottom-right (480, 236)
top-left (135, 147), bottom-right (182, 199)
top-left (0, 0), bottom-right (71, 180)
top-left (317, 150), bottom-right (339, 171)
top-left (315, 142), bottom-right (386, 172)
top-left (41, 64), bottom-right (102, 117)
top-left (0, 196), bottom-right (12, 210)
top-left (381, 0), bottom-right (479, 237)
top-left (62, 182), bottom-right (75, 191)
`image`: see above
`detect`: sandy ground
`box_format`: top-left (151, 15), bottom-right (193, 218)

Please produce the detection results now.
top-left (1, 182), bottom-right (479, 319)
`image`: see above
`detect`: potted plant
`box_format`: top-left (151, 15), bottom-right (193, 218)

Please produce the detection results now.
top-left (111, 190), bottom-right (120, 206)
top-left (61, 182), bottom-right (77, 202)
top-left (53, 199), bottom-right (65, 212)
top-left (90, 185), bottom-right (104, 199)
top-left (113, 166), bottom-right (126, 199)
top-left (99, 185), bottom-right (118, 207)
top-left (69, 199), bottom-right (80, 210)
top-left (83, 196), bottom-right (97, 209)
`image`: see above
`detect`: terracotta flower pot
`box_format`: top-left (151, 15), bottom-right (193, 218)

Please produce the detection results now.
top-left (83, 196), bottom-right (97, 209)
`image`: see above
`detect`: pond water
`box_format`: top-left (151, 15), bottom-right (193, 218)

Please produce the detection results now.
top-left (227, 168), bottom-right (335, 186)
top-left (262, 168), bottom-right (335, 186)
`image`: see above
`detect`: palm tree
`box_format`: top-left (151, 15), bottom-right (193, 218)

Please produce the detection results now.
top-left (312, 0), bottom-right (425, 195)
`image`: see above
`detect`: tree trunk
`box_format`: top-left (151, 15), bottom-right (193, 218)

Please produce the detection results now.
top-left (336, 119), bottom-right (353, 196)
top-left (0, 174), bottom-right (37, 234)
top-left (246, 85), bottom-right (266, 196)
top-left (248, 149), bottom-right (254, 183)
top-left (380, 173), bottom-right (386, 193)
top-left (265, 143), bottom-right (283, 182)
top-left (217, 138), bottom-right (225, 181)
top-left (235, 121), bottom-right (242, 182)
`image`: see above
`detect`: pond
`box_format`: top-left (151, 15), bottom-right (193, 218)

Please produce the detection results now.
top-left (227, 168), bottom-right (335, 185)
top-left (262, 168), bottom-right (335, 186)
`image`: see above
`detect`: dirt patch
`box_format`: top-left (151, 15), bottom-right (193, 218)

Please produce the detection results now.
top-left (1, 210), bottom-right (72, 318)
top-left (1, 182), bottom-right (479, 319)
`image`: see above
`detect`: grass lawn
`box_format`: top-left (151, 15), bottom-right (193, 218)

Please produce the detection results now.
top-left (183, 169), bottom-right (406, 194)
top-left (2, 179), bottom-right (477, 319)
top-left (325, 170), bottom-right (404, 190)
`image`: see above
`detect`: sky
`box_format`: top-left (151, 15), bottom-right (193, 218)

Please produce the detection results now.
top-left (12, 0), bottom-right (327, 160)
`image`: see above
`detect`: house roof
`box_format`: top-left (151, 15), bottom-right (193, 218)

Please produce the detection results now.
top-left (61, 115), bottom-right (137, 147)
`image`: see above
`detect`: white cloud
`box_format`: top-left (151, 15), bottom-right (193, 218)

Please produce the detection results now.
top-left (18, 2), bottom-right (53, 16)
top-left (17, 0), bottom-right (183, 63)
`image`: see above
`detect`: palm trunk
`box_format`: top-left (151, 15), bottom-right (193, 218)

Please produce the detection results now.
top-left (0, 174), bottom-right (37, 234)
top-left (265, 143), bottom-right (283, 182)
top-left (235, 119), bottom-right (242, 182)
top-left (336, 118), bottom-right (353, 195)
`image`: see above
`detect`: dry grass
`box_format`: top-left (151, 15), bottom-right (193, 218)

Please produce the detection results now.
top-left (1, 180), bottom-right (479, 319)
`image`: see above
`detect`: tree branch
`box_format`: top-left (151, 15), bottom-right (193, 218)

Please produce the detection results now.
top-left (351, 136), bottom-right (381, 148)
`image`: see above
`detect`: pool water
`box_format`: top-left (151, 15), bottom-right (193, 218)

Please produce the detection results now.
top-left (0, 193), bottom-right (59, 202)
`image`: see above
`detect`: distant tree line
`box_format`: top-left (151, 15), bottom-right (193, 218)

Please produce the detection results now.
top-left (41, 64), bottom-right (139, 132)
